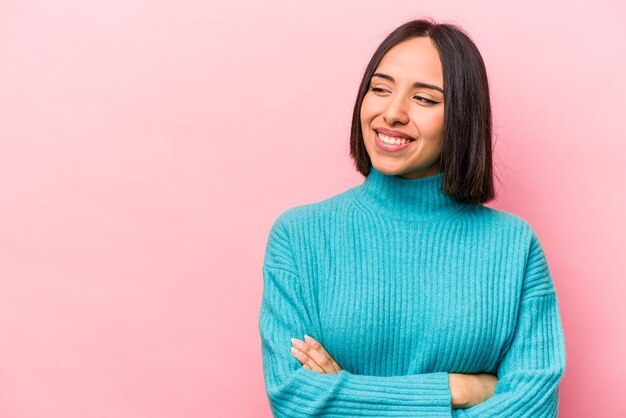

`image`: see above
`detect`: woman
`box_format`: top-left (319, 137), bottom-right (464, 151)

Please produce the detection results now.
top-left (259, 18), bottom-right (566, 417)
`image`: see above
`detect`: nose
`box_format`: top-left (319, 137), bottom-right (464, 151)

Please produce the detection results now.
top-left (382, 94), bottom-right (409, 125)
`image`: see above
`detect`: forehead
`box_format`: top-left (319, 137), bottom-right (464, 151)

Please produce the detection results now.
top-left (375, 37), bottom-right (443, 84)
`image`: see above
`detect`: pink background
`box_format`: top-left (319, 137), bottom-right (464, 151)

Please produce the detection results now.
top-left (1, 0), bottom-right (625, 417)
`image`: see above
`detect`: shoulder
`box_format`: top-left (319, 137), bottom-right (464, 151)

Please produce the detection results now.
top-left (467, 205), bottom-right (546, 263)
top-left (475, 206), bottom-right (552, 283)
top-left (269, 186), bottom-right (358, 232)
top-left (471, 206), bottom-right (553, 296)
top-left (264, 187), bottom-right (356, 272)
top-left (469, 204), bottom-right (538, 240)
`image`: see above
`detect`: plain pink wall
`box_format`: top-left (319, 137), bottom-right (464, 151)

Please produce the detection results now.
top-left (1, 0), bottom-right (624, 417)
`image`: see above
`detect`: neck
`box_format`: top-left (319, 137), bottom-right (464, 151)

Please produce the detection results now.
top-left (352, 165), bottom-right (468, 222)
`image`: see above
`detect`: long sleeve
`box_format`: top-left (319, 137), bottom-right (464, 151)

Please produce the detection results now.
top-left (453, 231), bottom-right (567, 417)
top-left (259, 214), bottom-right (454, 417)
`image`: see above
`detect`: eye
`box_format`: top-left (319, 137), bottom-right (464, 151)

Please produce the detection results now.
top-left (369, 86), bottom-right (389, 94)
top-left (413, 95), bottom-right (438, 104)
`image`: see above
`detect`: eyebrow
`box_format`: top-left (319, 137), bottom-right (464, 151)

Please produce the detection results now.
top-left (371, 72), bottom-right (444, 94)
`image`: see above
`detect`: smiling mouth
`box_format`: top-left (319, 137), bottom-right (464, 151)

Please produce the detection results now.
top-left (375, 131), bottom-right (415, 145)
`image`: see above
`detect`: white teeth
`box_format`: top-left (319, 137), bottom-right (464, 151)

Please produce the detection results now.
top-left (378, 132), bottom-right (411, 145)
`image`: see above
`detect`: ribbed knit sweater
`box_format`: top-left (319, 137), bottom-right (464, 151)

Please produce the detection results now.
top-left (259, 166), bottom-right (566, 417)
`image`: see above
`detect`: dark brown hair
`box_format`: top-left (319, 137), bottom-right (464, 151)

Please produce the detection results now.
top-left (350, 18), bottom-right (496, 204)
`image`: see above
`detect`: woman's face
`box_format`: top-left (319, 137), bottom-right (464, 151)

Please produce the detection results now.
top-left (360, 36), bottom-right (445, 179)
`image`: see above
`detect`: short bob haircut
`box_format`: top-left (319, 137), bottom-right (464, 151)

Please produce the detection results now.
top-left (350, 18), bottom-right (496, 204)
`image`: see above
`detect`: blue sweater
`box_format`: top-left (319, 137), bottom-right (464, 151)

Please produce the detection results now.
top-left (259, 166), bottom-right (566, 417)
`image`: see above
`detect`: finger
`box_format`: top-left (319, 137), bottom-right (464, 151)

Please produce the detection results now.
top-left (291, 338), bottom-right (332, 373)
top-left (291, 345), bottom-right (324, 373)
top-left (291, 338), bottom-right (327, 373)
top-left (304, 335), bottom-right (342, 372)
top-left (293, 337), bottom-right (339, 374)
top-left (288, 339), bottom-right (311, 368)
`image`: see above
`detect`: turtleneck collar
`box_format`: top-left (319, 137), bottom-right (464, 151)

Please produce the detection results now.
top-left (352, 165), bottom-right (469, 222)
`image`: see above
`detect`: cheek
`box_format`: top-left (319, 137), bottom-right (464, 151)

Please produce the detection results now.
top-left (359, 97), bottom-right (372, 125)
top-left (413, 110), bottom-right (444, 137)
top-left (360, 95), bottom-right (384, 123)
top-left (434, 109), bottom-right (445, 127)
top-left (430, 114), bottom-right (445, 138)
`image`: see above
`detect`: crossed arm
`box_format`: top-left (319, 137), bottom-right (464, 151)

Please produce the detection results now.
top-left (289, 335), bottom-right (497, 410)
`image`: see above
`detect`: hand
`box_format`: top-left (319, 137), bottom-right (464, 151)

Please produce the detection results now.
top-left (290, 335), bottom-right (342, 374)
top-left (449, 373), bottom-right (498, 409)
